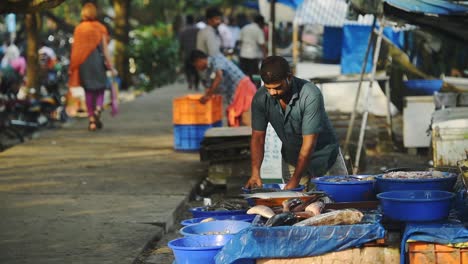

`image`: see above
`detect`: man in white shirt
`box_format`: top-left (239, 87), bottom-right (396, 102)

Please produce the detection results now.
top-left (239, 15), bottom-right (267, 84)
top-left (196, 7), bottom-right (222, 56)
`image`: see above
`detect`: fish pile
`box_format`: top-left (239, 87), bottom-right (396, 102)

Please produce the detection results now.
top-left (246, 196), bottom-right (364, 227)
top-left (382, 171), bottom-right (446, 179)
top-left (201, 200), bottom-right (247, 211)
top-left (324, 176), bottom-right (375, 182)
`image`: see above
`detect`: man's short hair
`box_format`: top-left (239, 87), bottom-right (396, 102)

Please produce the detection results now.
top-left (190, 49), bottom-right (208, 63)
top-left (260, 56), bottom-right (291, 84)
top-left (254, 15), bottom-right (265, 26)
top-left (206, 7), bottom-right (222, 19)
top-left (186, 15), bottom-right (194, 24)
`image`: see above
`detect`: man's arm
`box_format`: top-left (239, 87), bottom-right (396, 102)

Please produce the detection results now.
top-left (245, 129), bottom-right (266, 189)
top-left (284, 134), bottom-right (318, 189)
top-left (200, 69), bottom-right (223, 103)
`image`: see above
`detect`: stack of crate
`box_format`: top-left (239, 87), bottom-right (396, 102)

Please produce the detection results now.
top-left (172, 94), bottom-right (223, 151)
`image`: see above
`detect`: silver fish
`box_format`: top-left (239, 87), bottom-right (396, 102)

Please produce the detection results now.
top-left (293, 209), bottom-right (364, 226)
top-left (247, 205), bottom-right (275, 219)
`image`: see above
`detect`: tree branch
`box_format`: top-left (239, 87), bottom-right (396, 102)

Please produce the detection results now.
top-left (0, 0), bottom-right (65, 14)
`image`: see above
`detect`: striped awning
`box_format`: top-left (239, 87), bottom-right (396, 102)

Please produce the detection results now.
top-left (294, 0), bottom-right (349, 26)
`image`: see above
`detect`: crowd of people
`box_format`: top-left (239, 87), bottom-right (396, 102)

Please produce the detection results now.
top-left (178, 7), bottom-right (269, 127)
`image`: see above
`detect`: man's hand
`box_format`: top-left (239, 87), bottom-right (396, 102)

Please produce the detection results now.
top-left (284, 177), bottom-right (300, 190)
top-left (199, 94), bottom-right (210, 104)
top-left (245, 176), bottom-right (262, 189)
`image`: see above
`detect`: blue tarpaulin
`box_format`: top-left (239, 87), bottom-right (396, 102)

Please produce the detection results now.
top-left (215, 220), bottom-right (386, 264)
top-left (269, 0), bottom-right (304, 9)
top-left (383, 0), bottom-right (468, 42)
top-left (340, 24), bottom-right (405, 74)
top-left (401, 220), bottom-right (468, 264)
top-left (323, 26), bottom-right (343, 62)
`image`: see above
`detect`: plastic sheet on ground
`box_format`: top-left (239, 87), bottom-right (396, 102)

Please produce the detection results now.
top-left (215, 213), bottom-right (386, 264)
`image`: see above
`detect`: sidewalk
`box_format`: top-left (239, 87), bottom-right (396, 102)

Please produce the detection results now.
top-left (0, 82), bottom-right (204, 264)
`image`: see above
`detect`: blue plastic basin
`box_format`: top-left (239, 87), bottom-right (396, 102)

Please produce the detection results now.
top-left (241, 183), bottom-right (305, 194)
top-left (311, 175), bottom-right (375, 202)
top-left (377, 190), bottom-right (455, 222)
top-left (375, 173), bottom-right (457, 193)
top-left (181, 214), bottom-right (256, 226)
top-left (189, 206), bottom-right (247, 218)
top-left (180, 220), bottom-right (251, 236)
top-left (403, 79), bottom-right (443, 95)
top-left (168, 234), bottom-right (233, 264)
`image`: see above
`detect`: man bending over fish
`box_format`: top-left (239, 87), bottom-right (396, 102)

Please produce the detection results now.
top-left (244, 56), bottom-right (348, 191)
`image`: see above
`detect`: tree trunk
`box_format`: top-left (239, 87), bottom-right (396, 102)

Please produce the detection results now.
top-left (25, 13), bottom-right (41, 90)
top-left (113, 0), bottom-right (130, 90)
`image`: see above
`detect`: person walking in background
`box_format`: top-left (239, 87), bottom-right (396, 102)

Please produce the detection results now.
top-left (190, 49), bottom-right (256, 127)
top-left (179, 15), bottom-right (200, 91)
top-left (196, 7), bottom-right (222, 56)
top-left (239, 15), bottom-right (267, 86)
top-left (68, 2), bottom-right (115, 131)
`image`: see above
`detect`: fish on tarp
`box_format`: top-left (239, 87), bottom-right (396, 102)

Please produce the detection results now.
top-left (282, 198), bottom-right (303, 212)
top-left (247, 205), bottom-right (275, 219)
top-left (304, 201), bottom-right (325, 216)
top-left (293, 211), bottom-right (316, 221)
top-left (293, 209), bottom-right (364, 227)
top-left (265, 212), bottom-right (297, 227)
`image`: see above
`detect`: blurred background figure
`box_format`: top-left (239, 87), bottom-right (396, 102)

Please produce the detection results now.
top-left (1, 38), bottom-right (20, 69)
top-left (218, 16), bottom-right (234, 54)
top-left (239, 14), bottom-right (267, 87)
top-left (68, 2), bottom-right (115, 131)
top-left (196, 6), bottom-right (222, 56)
top-left (179, 15), bottom-right (200, 91)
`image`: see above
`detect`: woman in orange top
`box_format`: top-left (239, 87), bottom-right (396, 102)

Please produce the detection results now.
top-left (69, 2), bottom-right (114, 131)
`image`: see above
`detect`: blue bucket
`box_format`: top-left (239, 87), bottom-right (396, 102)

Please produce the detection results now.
top-left (311, 175), bottom-right (375, 202)
top-left (168, 234), bottom-right (233, 264)
top-left (189, 206), bottom-right (247, 218)
top-left (180, 220), bottom-right (251, 236)
top-left (403, 79), bottom-right (443, 95)
top-left (377, 190), bottom-right (455, 222)
top-left (375, 173), bottom-right (457, 193)
top-left (181, 214), bottom-right (256, 226)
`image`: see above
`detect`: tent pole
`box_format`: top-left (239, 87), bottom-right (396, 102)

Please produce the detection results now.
top-left (343, 17), bottom-right (377, 160)
top-left (353, 17), bottom-right (385, 175)
top-left (270, 0), bottom-right (276, 56)
top-left (384, 75), bottom-right (393, 141)
top-left (292, 21), bottom-right (299, 73)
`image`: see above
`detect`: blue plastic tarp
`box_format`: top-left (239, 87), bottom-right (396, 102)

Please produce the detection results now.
top-left (269, 0), bottom-right (304, 9)
top-left (323, 26), bottom-right (343, 62)
top-left (384, 0), bottom-right (468, 15)
top-left (340, 24), bottom-right (405, 74)
top-left (400, 220), bottom-right (468, 264)
top-left (383, 0), bottom-right (468, 42)
top-left (215, 222), bottom-right (386, 264)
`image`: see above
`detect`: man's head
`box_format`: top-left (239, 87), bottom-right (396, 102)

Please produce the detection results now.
top-left (205, 7), bottom-right (222, 29)
top-left (260, 56), bottom-right (292, 99)
top-left (186, 15), bottom-right (195, 25)
top-left (190, 49), bottom-right (209, 71)
top-left (254, 15), bottom-right (265, 28)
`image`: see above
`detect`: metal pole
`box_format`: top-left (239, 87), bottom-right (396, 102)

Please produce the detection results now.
top-left (384, 75), bottom-right (393, 140)
top-left (353, 17), bottom-right (385, 175)
top-left (270, 0), bottom-right (276, 56)
top-left (343, 17), bottom-right (377, 156)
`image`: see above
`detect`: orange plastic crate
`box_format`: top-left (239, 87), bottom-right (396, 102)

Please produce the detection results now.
top-left (408, 242), bottom-right (468, 264)
top-left (173, 94), bottom-right (223, 125)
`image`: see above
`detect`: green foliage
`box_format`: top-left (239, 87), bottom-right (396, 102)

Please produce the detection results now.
top-left (129, 22), bottom-right (179, 91)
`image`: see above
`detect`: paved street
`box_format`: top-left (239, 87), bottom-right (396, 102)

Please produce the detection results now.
top-left (0, 82), bottom-right (205, 264)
